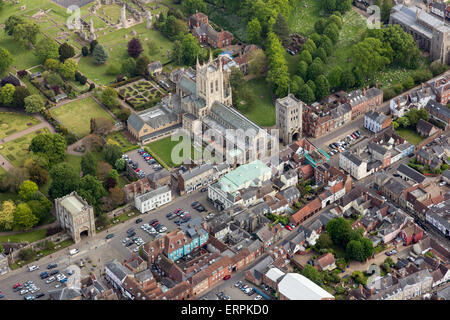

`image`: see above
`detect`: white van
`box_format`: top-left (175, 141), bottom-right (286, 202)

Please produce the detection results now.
top-left (69, 248), bottom-right (79, 256)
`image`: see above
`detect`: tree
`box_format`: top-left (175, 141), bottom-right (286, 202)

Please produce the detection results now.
top-left (361, 237), bottom-right (374, 259)
top-left (77, 174), bottom-right (106, 207)
top-left (266, 32), bottom-right (290, 96)
top-left (328, 66), bottom-right (342, 89)
top-left (315, 233), bottom-right (333, 250)
top-left (183, 0), bottom-right (206, 14)
top-left (273, 13), bottom-right (290, 47)
top-left (0, 167), bottom-right (29, 193)
top-left (44, 58), bottom-right (60, 72)
top-left (346, 240), bottom-right (366, 262)
top-left (115, 158), bottom-right (126, 171)
top-left (315, 75), bottom-right (330, 99)
top-left (49, 163), bottom-right (79, 199)
top-left (35, 38), bottom-right (59, 63)
top-left (90, 40), bottom-right (98, 54)
top-left (430, 60), bottom-right (448, 77)
top-left (324, 23), bottom-right (339, 44)
top-left (297, 60), bottom-right (308, 79)
top-left (27, 162), bottom-right (49, 186)
top-left (121, 57), bottom-right (137, 77)
top-left (0, 200), bottom-right (15, 230)
top-left (109, 187), bottom-right (124, 206)
top-left (18, 180), bottom-right (39, 201)
top-left (314, 18), bottom-right (327, 34)
top-left (58, 42), bottom-right (75, 62)
top-left (381, 0), bottom-right (393, 23)
top-left (0, 83), bottom-right (15, 105)
top-left (127, 38), bottom-right (143, 58)
top-left (298, 84), bottom-right (315, 104)
top-left (81, 152), bottom-right (97, 176)
top-left (247, 18), bottom-right (263, 45)
top-left (307, 62), bottom-right (324, 81)
top-left (103, 144), bottom-right (122, 166)
top-left (299, 50), bottom-right (312, 65)
top-left (11, 86), bottom-right (30, 109)
top-left (248, 49), bottom-right (266, 77)
top-left (24, 94), bottom-right (45, 113)
top-left (93, 43), bottom-right (109, 65)
top-left (100, 87), bottom-right (119, 110)
top-left (58, 59), bottom-right (78, 80)
top-left (340, 69), bottom-right (355, 90)
top-left (10, 20), bottom-right (40, 48)
top-left (136, 55), bottom-right (150, 77)
top-left (301, 264), bottom-right (323, 286)
top-left (0, 47), bottom-right (13, 76)
top-left (13, 203), bottom-right (38, 231)
top-left (173, 33), bottom-right (201, 66)
top-left (352, 270), bottom-right (367, 285)
top-left (96, 161), bottom-right (112, 181)
top-left (27, 198), bottom-right (52, 223)
top-left (29, 133), bottom-right (67, 166)
top-left (313, 47), bottom-right (327, 62)
top-left (82, 46), bottom-right (89, 56)
top-left (326, 218), bottom-right (352, 247)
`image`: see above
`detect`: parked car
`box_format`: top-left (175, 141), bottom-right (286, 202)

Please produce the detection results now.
top-left (254, 295), bottom-right (262, 300)
top-left (285, 225), bottom-right (293, 231)
top-left (200, 187), bottom-right (208, 192)
top-left (47, 263), bottom-right (57, 269)
top-left (49, 270), bottom-right (59, 276)
top-left (45, 277), bottom-right (56, 284)
top-left (106, 233), bottom-right (115, 239)
top-left (28, 265), bottom-right (39, 272)
top-left (223, 275), bottom-right (231, 280)
top-left (135, 218), bottom-right (143, 224)
top-left (35, 293), bottom-right (45, 299)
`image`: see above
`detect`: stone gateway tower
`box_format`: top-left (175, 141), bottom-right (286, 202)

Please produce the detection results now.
top-left (55, 191), bottom-right (96, 244)
top-left (276, 94), bottom-right (304, 145)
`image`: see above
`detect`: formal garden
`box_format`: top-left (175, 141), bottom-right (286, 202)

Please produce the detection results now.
top-left (117, 79), bottom-right (164, 110)
top-left (0, 127), bottom-right (51, 167)
top-left (50, 97), bottom-right (115, 137)
top-left (105, 130), bottom-right (139, 152)
top-left (0, 112), bottom-right (40, 140)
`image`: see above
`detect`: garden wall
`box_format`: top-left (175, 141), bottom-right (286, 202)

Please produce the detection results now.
top-left (415, 129), bottom-right (443, 152)
top-left (106, 203), bottom-right (133, 219)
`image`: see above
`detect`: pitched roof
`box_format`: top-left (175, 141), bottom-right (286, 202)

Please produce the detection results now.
top-left (278, 273), bottom-right (334, 300)
top-left (290, 198), bottom-right (321, 225)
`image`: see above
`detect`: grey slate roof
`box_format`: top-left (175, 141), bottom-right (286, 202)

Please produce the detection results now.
top-left (105, 259), bottom-right (133, 282)
top-left (49, 287), bottom-right (82, 300)
top-left (211, 101), bottom-right (262, 133)
top-left (397, 164), bottom-right (426, 184)
top-left (180, 163), bottom-right (213, 181)
top-left (178, 76), bottom-right (196, 95)
top-left (135, 185), bottom-right (170, 203)
top-left (343, 151), bottom-right (363, 166)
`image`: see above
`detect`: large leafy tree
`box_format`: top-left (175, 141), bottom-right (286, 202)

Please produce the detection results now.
top-left (49, 162), bottom-right (79, 199)
top-left (58, 59), bottom-right (78, 80)
top-left (24, 94), bottom-right (45, 113)
top-left (173, 33), bottom-right (201, 66)
top-left (93, 43), bottom-right (109, 65)
top-left (273, 13), bottom-right (290, 47)
top-left (29, 133), bottom-right (67, 166)
top-left (183, 0), bottom-right (206, 15)
top-left (0, 200), bottom-right (15, 231)
top-left (81, 152), bottom-right (97, 176)
top-left (247, 18), bottom-right (263, 45)
top-left (18, 180), bottom-right (39, 201)
top-left (325, 217), bottom-right (352, 247)
top-left (266, 32), bottom-right (289, 97)
top-left (77, 174), bottom-right (106, 207)
top-left (0, 83), bottom-right (15, 106)
top-left (0, 47), bottom-right (13, 76)
top-left (127, 38), bottom-right (143, 59)
top-left (350, 37), bottom-right (390, 80)
top-left (301, 264), bottom-right (323, 286)
top-left (13, 203), bottom-right (38, 231)
top-left (103, 144), bottom-right (122, 166)
top-left (58, 42), bottom-right (75, 62)
top-left (27, 198), bottom-right (52, 223)
top-left (12, 86), bottom-right (31, 109)
top-left (298, 84), bottom-right (315, 104)
top-left (136, 55), bottom-right (150, 77)
top-left (12, 20), bottom-right (40, 48)
top-left (314, 75), bottom-right (330, 100)
top-left (100, 87), bottom-right (119, 110)
top-left (35, 38), bottom-right (59, 63)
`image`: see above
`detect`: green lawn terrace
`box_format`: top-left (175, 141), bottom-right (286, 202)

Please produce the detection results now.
top-left (78, 22), bottom-right (174, 86)
top-left (236, 78), bottom-right (276, 128)
top-left (50, 97), bottom-right (115, 137)
top-left (0, 112), bottom-right (40, 140)
top-left (395, 128), bottom-right (425, 146)
top-left (148, 135), bottom-right (215, 168)
top-left (0, 127), bottom-right (51, 168)
top-left (106, 131), bottom-right (139, 152)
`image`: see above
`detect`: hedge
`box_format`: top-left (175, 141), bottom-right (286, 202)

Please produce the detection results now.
top-left (109, 76), bottom-right (143, 88)
top-left (144, 146), bottom-right (170, 170)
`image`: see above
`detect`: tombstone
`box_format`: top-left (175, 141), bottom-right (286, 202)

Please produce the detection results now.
top-left (124, 34), bottom-right (128, 39)
top-left (120, 5), bottom-right (128, 28)
top-left (146, 10), bottom-right (152, 29)
top-left (131, 29), bottom-right (137, 36)
top-left (89, 19), bottom-right (95, 34)
top-left (20, 5), bottom-right (26, 10)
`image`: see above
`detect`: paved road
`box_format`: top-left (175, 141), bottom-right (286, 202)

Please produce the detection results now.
top-left (0, 188), bottom-right (216, 300)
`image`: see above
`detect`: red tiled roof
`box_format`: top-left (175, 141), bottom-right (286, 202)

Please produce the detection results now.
top-left (290, 198), bottom-right (321, 224)
top-left (316, 252), bottom-right (335, 269)
top-left (299, 164), bottom-right (314, 179)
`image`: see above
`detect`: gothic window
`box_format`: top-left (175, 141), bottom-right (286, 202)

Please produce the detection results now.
top-left (211, 82), bottom-right (214, 93)
top-left (215, 80), bottom-right (218, 92)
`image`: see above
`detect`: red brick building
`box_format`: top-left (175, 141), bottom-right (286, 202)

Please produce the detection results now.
top-left (188, 12), bottom-right (233, 48)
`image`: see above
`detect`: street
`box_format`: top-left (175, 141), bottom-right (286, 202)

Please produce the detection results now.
top-left (0, 188), bottom-right (217, 300)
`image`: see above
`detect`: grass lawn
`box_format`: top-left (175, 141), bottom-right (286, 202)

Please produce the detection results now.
top-left (238, 78), bottom-right (276, 127)
top-left (325, 10), bottom-right (367, 74)
top-left (50, 97), bottom-right (115, 137)
top-left (106, 131), bottom-right (139, 152)
top-left (288, 0), bottom-right (324, 35)
top-left (148, 135), bottom-right (204, 168)
top-left (0, 128), bottom-right (50, 167)
top-left (0, 112), bottom-right (40, 140)
top-left (0, 229), bottom-right (47, 244)
top-left (0, 31), bottom-right (43, 71)
top-left (395, 128), bottom-right (425, 146)
top-left (78, 23), bottom-right (174, 86)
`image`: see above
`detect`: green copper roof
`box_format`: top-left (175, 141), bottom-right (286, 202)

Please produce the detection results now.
top-left (218, 160), bottom-right (271, 193)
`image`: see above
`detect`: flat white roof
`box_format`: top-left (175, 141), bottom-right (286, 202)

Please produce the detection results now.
top-left (278, 273), bottom-right (334, 300)
top-left (265, 267), bottom-right (285, 282)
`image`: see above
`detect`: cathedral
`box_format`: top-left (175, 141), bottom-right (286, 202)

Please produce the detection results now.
top-left (128, 53), bottom-right (276, 165)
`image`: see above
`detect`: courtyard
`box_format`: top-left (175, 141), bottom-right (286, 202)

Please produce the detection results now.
top-left (50, 97), bottom-right (115, 137)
